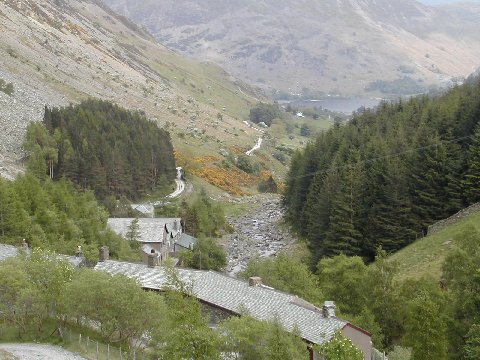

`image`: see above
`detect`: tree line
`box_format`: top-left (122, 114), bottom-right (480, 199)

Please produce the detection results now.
top-left (243, 226), bottom-right (480, 360)
top-left (284, 79), bottom-right (480, 262)
top-left (25, 99), bottom-right (176, 202)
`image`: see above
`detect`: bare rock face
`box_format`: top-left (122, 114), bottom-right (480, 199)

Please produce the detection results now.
top-left (104, 0), bottom-right (480, 96)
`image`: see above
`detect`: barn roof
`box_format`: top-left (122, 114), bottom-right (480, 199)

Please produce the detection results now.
top-left (94, 260), bottom-right (348, 345)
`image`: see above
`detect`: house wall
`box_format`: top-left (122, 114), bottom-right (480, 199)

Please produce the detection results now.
top-left (342, 324), bottom-right (372, 360)
top-left (201, 302), bottom-right (233, 327)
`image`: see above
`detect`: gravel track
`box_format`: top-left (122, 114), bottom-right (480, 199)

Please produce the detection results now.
top-left (0, 344), bottom-right (86, 360)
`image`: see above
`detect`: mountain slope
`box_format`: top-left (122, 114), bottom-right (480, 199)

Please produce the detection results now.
top-left (0, 0), bottom-right (262, 179)
top-left (104, 0), bottom-right (480, 97)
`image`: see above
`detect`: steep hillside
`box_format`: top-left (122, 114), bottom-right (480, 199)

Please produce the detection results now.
top-left (104, 0), bottom-right (480, 97)
top-left (0, 0), bottom-right (263, 180)
top-left (390, 204), bottom-right (480, 281)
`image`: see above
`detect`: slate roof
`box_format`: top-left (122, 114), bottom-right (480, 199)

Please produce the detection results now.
top-left (94, 260), bottom-right (348, 345)
top-left (175, 233), bottom-right (197, 250)
top-left (107, 218), bottom-right (182, 243)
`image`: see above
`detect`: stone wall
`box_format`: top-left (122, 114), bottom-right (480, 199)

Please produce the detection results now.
top-left (427, 203), bottom-right (480, 236)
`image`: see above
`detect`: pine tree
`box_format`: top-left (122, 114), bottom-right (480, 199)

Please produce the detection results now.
top-left (126, 218), bottom-right (141, 251)
top-left (408, 130), bottom-right (450, 231)
top-left (323, 161), bottom-right (363, 257)
top-left (463, 123), bottom-right (480, 203)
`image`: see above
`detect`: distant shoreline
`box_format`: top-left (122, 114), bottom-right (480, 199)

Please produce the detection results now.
top-left (283, 98), bottom-right (383, 114)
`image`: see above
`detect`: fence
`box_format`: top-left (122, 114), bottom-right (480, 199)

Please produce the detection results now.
top-left (63, 327), bottom-right (149, 360)
top-left (427, 202), bottom-right (480, 236)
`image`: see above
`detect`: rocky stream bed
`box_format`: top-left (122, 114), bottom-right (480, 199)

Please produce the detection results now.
top-left (221, 194), bottom-right (298, 276)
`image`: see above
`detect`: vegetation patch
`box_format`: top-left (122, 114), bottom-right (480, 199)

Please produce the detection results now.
top-left (24, 99), bottom-right (176, 202)
top-left (0, 174), bottom-right (138, 261)
top-left (0, 78), bottom-right (14, 96)
top-left (191, 165), bottom-right (256, 196)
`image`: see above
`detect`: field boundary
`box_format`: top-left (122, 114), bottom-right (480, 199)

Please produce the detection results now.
top-left (427, 202), bottom-right (480, 236)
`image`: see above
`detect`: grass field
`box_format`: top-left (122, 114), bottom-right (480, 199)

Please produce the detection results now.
top-left (389, 210), bottom-right (480, 281)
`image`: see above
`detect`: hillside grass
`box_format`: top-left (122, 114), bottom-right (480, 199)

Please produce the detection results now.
top-left (389, 210), bottom-right (480, 282)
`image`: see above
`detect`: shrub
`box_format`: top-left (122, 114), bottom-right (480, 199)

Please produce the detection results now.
top-left (0, 78), bottom-right (14, 96)
top-left (236, 155), bottom-right (260, 174)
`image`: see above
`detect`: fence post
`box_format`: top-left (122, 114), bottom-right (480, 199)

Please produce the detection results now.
top-left (87, 336), bottom-right (90, 349)
top-left (79, 333), bottom-right (82, 345)
top-left (133, 349), bottom-right (136, 360)
top-left (96, 341), bottom-right (99, 359)
top-left (107, 344), bottom-right (110, 360)
top-left (120, 346), bottom-right (122, 360)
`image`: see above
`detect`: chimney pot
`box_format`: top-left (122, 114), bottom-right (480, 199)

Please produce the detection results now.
top-left (249, 277), bottom-right (262, 287)
top-left (323, 301), bottom-right (336, 318)
top-left (147, 253), bottom-right (156, 268)
top-left (99, 246), bottom-right (109, 262)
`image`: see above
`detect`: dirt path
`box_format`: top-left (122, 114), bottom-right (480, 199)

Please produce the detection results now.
top-left (0, 344), bottom-right (87, 360)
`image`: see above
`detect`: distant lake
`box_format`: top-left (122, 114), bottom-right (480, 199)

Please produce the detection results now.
top-left (290, 98), bottom-right (383, 114)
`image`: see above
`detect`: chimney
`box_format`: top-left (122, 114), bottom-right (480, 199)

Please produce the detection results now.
top-left (322, 301), bottom-right (336, 318)
top-left (99, 246), bottom-right (109, 262)
top-left (249, 276), bottom-right (262, 287)
top-left (147, 250), bottom-right (156, 268)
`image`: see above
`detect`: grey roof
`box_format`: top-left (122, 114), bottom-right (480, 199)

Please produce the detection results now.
top-left (175, 233), bottom-right (197, 250)
top-left (0, 244), bottom-right (18, 262)
top-left (107, 218), bottom-right (182, 243)
top-left (94, 260), bottom-right (348, 345)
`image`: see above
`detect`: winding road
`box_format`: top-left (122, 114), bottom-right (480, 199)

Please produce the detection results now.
top-left (150, 167), bottom-right (186, 207)
top-left (166, 167), bottom-right (186, 199)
